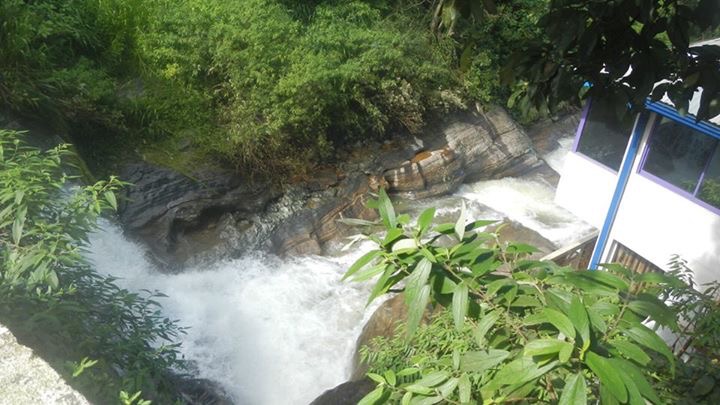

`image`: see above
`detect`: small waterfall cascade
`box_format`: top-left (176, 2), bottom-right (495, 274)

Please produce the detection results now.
top-left (87, 136), bottom-right (592, 404)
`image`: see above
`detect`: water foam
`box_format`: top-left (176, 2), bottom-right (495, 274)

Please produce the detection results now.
top-left (88, 222), bottom-right (379, 405)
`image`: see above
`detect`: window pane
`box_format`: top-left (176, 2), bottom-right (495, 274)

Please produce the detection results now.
top-left (576, 99), bottom-right (635, 171)
top-left (643, 118), bottom-right (717, 193)
top-left (698, 143), bottom-right (720, 209)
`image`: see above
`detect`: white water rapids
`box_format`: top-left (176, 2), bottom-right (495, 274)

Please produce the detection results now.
top-left (87, 136), bottom-right (593, 404)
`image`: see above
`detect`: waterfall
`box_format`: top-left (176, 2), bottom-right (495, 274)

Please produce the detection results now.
top-left (89, 225), bottom-right (381, 404)
top-left (87, 135), bottom-right (592, 404)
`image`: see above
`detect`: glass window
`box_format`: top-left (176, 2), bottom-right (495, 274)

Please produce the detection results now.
top-left (642, 118), bottom-right (718, 193)
top-left (698, 144), bottom-right (720, 209)
top-left (575, 99), bottom-right (635, 171)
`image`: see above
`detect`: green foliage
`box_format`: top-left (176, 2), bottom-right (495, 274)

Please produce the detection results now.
top-left (140, 0), bottom-right (460, 173)
top-left (504, 0), bottom-right (720, 121)
top-left (0, 130), bottom-right (185, 403)
top-left (344, 190), bottom-right (696, 404)
top-left (0, 0), bottom-right (141, 121)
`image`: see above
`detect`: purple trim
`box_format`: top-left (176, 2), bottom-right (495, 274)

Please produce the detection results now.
top-left (572, 99), bottom-right (593, 152)
top-left (638, 115), bottom-right (720, 216)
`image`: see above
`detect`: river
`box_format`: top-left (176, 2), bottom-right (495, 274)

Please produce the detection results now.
top-left (87, 136), bottom-right (593, 404)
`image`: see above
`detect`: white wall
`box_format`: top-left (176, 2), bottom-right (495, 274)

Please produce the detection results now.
top-left (602, 114), bottom-right (720, 286)
top-left (555, 153), bottom-right (617, 229)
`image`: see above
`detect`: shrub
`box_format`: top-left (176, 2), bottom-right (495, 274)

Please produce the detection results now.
top-left (344, 190), bottom-right (691, 404)
top-left (140, 0), bottom-right (460, 174)
top-left (0, 130), bottom-right (185, 403)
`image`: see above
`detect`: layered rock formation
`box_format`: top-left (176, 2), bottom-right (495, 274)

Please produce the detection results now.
top-left (118, 106), bottom-right (561, 265)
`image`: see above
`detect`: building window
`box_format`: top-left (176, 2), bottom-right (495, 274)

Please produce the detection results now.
top-left (575, 98), bottom-right (635, 171)
top-left (640, 116), bottom-right (720, 211)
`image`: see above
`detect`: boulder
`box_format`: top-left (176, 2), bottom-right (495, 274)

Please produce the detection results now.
top-left (350, 295), bottom-right (406, 381)
top-left (488, 218), bottom-right (558, 259)
top-left (383, 147), bottom-right (465, 199)
top-left (437, 106), bottom-right (546, 182)
top-left (0, 324), bottom-right (90, 405)
top-left (309, 378), bottom-right (375, 405)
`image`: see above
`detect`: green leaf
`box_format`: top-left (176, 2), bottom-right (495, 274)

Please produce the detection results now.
top-left (452, 282), bottom-right (469, 331)
top-left (609, 340), bottom-right (651, 366)
top-left (628, 295), bottom-right (676, 328)
top-left (384, 370), bottom-right (396, 386)
top-left (404, 384), bottom-right (434, 395)
top-left (342, 250), bottom-right (382, 280)
top-left (585, 351), bottom-right (628, 403)
top-left (12, 204), bottom-right (26, 245)
top-left (460, 349), bottom-right (509, 373)
top-left (610, 358), bottom-right (661, 404)
top-left (492, 358), bottom-right (558, 387)
top-left (367, 266), bottom-right (397, 305)
top-left (623, 324), bottom-right (674, 370)
top-left (358, 385), bottom-right (385, 405)
top-left (367, 373), bottom-right (386, 384)
top-left (416, 371), bottom-right (450, 388)
top-left (352, 263), bottom-right (387, 282)
top-left (474, 310), bottom-right (500, 346)
top-left (383, 228), bottom-right (405, 247)
top-left (104, 190), bottom-right (117, 210)
top-left (568, 296), bottom-right (590, 351)
top-left (406, 284), bottom-right (431, 339)
top-left (579, 270), bottom-right (629, 291)
top-left (401, 391), bottom-right (412, 405)
top-left (454, 201), bottom-right (467, 241)
top-left (377, 188), bottom-right (397, 229)
top-left (558, 372), bottom-right (587, 405)
top-left (542, 308), bottom-right (576, 339)
top-left (405, 258), bottom-right (432, 305)
top-left (437, 377), bottom-right (459, 398)
top-left (47, 270), bottom-right (59, 289)
top-left (14, 189), bottom-right (24, 205)
top-left (392, 238), bottom-right (419, 253)
top-left (458, 373), bottom-right (471, 403)
top-left (524, 339), bottom-right (573, 357)
top-left (417, 207), bottom-right (436, 236)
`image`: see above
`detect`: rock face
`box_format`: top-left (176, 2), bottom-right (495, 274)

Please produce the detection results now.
top-left (381, 106), bottom-right (552, 199)
top-left (118, 105), bottom-right (560, 265)
top-left (0, 324), bottom-right (89, 405)
top-left (309, 378), bottom-right (375, 405)
top-left (119, 164), bottom-right (282, 267)
top-left (350, 295), bottom-right (407, 381)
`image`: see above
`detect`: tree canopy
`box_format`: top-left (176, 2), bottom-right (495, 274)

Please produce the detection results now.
top-left (503, 0), bottom-right (720, 121)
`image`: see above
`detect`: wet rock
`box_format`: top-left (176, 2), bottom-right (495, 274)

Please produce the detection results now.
top-left (308, 378), bottom-right (375, 405)
top-left (488, 218), bottom-right (558, 259)
top-left (436, 106), bottom-right (545, 182)
top-left (118, 163), bottom-right (281, 267)
top-left (383, 148), bottom-right (465, 199)
top-left (270, 173), bottom-right (380, 256)
top-left (526, 109), bottom-right (581, 155)
top-left (0, 324), bottom-right (89, 405)
top-left (350, 295), bottom-right (406, 381)
top-left (174, 377), bottom-right (234, 405)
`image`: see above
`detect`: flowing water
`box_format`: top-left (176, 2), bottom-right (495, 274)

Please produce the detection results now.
top-left (87, 136), bottom-right (593, 404)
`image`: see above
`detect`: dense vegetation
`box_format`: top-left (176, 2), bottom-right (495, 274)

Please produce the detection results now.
top-left (0, 131), bottom-right (185, 403)
top-left (344, 191), bottom-right (720, 404)
top-left (0, 0), bottom-right (545, 175)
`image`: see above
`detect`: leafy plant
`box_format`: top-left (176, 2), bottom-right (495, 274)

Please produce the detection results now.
top-left (0, 130), bottom-right (185, 403)
top-left (345, 189), bottom-right (685, 404)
